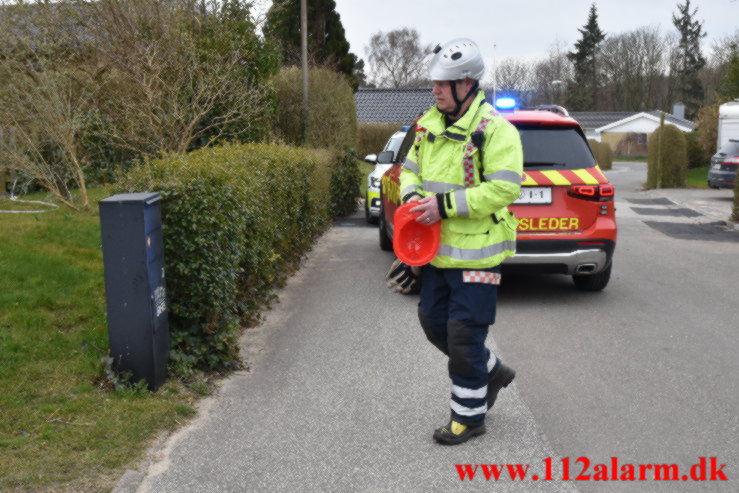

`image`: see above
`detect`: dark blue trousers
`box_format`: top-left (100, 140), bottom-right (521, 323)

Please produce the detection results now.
top-left (418, 265), bottom-right (499, 424)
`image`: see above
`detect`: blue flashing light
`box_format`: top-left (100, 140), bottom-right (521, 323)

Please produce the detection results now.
top-left (495, 97), bottom-right (517, 110)
top-left (401, 125), bottom-right (410, 131)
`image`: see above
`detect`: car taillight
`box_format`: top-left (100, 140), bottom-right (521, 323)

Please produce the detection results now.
top-left (568, 184), bottom-right (614, 201)
top-left (722, 157), bottom-right (739, 165)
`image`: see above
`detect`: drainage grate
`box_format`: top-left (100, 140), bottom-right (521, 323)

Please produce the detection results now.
top-left (625, 198), bottom-right (675, 206)
top-left (643, 221), bottom-right (739, 242)
top-left (631, 207), bottom-right (703, 217)
top-left (332, 217), bottom-right (374, 228)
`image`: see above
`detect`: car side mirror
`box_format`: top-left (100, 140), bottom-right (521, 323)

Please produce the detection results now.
top-left (364, 153), bottom-right (377, 164)
top-left (376, 150), bottom-right (395, 164)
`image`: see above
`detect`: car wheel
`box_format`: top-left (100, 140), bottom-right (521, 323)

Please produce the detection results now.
top-left (573, 263), bottom-right (612, 291)
top-left (378, 196), bottom-right (393, 251)
top-left (365, 198), bottom-right (378, 225)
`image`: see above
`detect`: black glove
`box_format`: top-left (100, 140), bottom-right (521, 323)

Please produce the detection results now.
top-left (386, 258), bottom-right (421, 294)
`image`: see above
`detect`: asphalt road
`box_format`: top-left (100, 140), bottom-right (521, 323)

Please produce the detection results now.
top-left (125, 162), bottom-right (738, 493)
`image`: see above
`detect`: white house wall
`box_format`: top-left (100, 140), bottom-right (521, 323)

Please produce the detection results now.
top-left (602, 115), bottom-right (691, 134)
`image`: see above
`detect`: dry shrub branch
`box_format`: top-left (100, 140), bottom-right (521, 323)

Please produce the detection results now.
top-left (84, 0), bottom-right (272, 156)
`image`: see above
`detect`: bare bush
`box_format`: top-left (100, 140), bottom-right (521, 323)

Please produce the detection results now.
top-left (0, 0), bottom-right (275, 208)
top-left (0, 2), bottom-right (93, 209)
top-left (83, 0), bottom-right (271, 155)
top-left (0, 66), bottom-right (94, 208)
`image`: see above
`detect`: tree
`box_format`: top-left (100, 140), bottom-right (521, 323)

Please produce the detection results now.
top-left (718, 47), bottom-right (739, 100)
top-left (529, 41), bottom-right (572, 106)
top-left (365, 28), bottom-right (431, 88)
top-left (353, 58), bottom-right (368, 87)
top-left (700, 30), bottom-right (739, 103)
top-left (599, 26), bottom-right (669, 111)
top-left (672, 0), bottom-right (707, 119)
top-left (264, 0), bottom-right (361, 89)
top-left (493, 58), bottom-right (531, 95)
top-left (567, 3), bottom-right (606, 110)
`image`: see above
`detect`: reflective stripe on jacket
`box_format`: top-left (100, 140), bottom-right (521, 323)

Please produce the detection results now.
top-left (399, 90), bottom-right (523, 269)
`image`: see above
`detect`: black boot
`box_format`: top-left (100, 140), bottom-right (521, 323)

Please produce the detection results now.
top-left (487, 360), bottom-right (515, 410)
top-left (433, 419), bottom-right (486, 445)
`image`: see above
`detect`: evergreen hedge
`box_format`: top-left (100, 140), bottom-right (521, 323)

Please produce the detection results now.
top-left (272, 66), bottom-right (357, 150)
top-left (357, 123), bottom-right (400, 159)
top-left (328, 148), bottom-right (360, 217)
top-left (647, 124), bottom-right (688, 188)
top-left (684, 131), bottom-right (707, 169)
top-left (116, 143), bottom-right (335, 372)
top-left (587, 139), bottom-right (613, 170)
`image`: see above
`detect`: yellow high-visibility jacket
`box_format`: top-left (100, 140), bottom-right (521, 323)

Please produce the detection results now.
top-left (399, 90), bottom-right (523, 269)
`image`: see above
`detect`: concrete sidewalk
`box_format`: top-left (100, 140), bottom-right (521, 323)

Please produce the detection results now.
top-left (607, 161), bottom-right (737, 229)
top-left (648, 187), bottom-right (737, 229)
top-left (115, 216), bottom-right (574, 493)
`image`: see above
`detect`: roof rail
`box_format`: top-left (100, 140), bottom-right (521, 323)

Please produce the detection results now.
top-left (534, 105), bottom-right (570, 117)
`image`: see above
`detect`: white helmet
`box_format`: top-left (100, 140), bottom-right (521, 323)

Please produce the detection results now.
top-left (428, 38), bottom-right (485, 81)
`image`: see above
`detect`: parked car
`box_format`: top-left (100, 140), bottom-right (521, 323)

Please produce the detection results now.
top-left (364, 128), bottom-right (408, 224)
top-left (379, 104), bottom-right (617, 291)
top-left (707, 139), bottom-right (739, 189)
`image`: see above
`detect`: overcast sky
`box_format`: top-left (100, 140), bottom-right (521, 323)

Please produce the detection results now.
top-left (328, 0), bottom-right (738, 71)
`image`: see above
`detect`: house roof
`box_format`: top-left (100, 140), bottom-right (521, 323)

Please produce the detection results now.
top-left (645, 111), bottom-right (695, 130)
top-left (355, 88), bottom-right (434, 124)
top-left (569, 112), bottom-right (637, 130)
top-left (569, 111), bottom-right (695, 131)
top-left (355, 89), bottom-right (696, 131)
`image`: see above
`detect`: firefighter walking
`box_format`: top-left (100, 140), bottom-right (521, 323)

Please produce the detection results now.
top-left (388, 38), bottom-right (524, 445)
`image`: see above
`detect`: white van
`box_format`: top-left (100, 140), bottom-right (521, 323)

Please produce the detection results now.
top-left (718, 100), bottom-right (739, 149)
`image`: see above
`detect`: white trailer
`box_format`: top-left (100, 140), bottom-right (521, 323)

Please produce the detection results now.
top-left (718, 100), bottom-right (739, 150)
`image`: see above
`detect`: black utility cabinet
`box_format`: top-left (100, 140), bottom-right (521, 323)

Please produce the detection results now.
top-left (99, 193), bottom-right (170, 390)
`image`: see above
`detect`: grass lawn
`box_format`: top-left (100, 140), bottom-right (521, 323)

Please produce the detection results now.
top-left (0, 187), bottom-right (199, 491)
top-left (686, 166), bottom-right (710, 189)
top-left (613, 156), bottom-right (648, 162)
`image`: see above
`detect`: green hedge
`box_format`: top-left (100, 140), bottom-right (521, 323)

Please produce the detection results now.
top-left (272, 66), bottom-right (357, 150)
top-left (684, 131), bottom-right (708, 169)
top-left (357, 123), bottom-right (400, 159)
top-left (328, 148), bottom-right (360, 217)
top-left (588, 139), bottom-right (613, 170)
top-left (647, 124), bottom-right (687, 189)
top-left (116, 143), bottom-right (334, 372)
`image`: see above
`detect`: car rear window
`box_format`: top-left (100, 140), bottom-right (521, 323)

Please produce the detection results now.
top-left (717, 140), bottom-right (739, 155)
top-left (515, 125), bottom-right (596, 170)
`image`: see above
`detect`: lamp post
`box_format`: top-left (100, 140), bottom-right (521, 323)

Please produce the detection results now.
top-left (301, 0), bottom-right (308, 145)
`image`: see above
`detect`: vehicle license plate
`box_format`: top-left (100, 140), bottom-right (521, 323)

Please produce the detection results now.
top-left (514, 187), bottom-right (551, 205)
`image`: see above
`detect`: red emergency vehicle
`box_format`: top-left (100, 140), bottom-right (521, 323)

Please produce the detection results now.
top-left (378, 104), bottom-right (617, 291)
